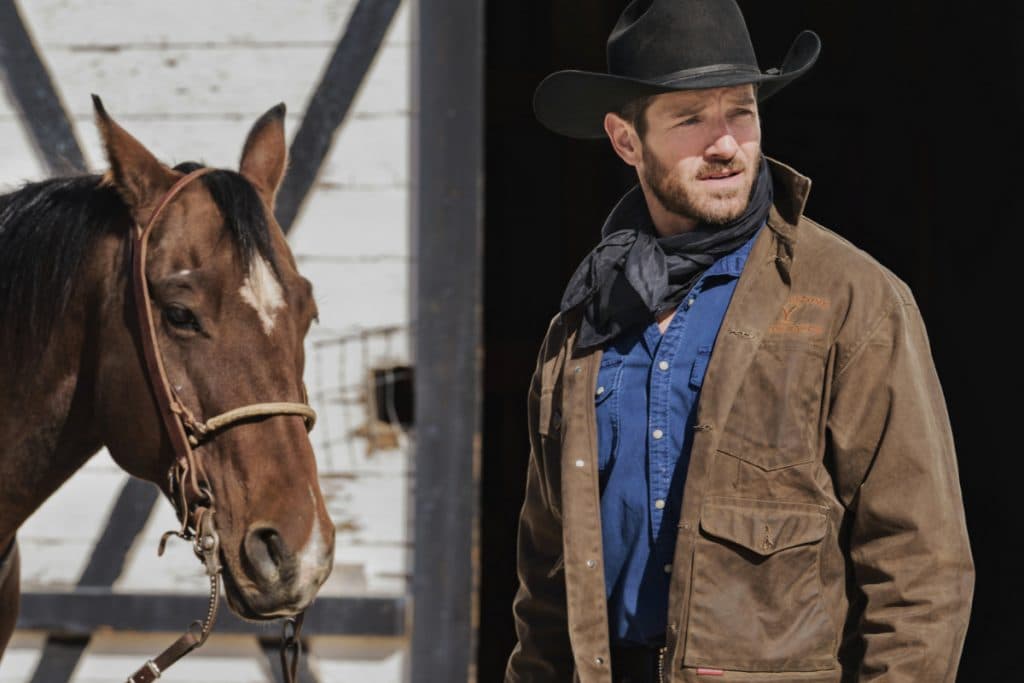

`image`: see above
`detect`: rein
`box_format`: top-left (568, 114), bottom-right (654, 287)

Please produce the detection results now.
top-left (125, 168), bottom-right (314, 683)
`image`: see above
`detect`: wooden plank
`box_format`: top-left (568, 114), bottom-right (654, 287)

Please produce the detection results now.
top-left (288, 187), bottom-right (409, 259)
top-left (276, 0), bottom-right (404, 232)
top-left (19, 0), bottom-right (359, 46)
top-left (410, 0), bottom-right (485, 681)
top-left (39, 44), bottom-right (409, 122)
top-left (290, 260), bottom-right (409, 332)
top-left (0, 0), bottom-right (85, 174)
top-left (0, 119), bottom-right (45, 183)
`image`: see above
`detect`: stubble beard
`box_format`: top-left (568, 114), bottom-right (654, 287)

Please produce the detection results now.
top-left (642, 145), bottom-right (758, 227)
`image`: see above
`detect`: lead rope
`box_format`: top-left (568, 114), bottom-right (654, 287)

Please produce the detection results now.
top-left (125, 507), bottom-right (221, 683)
top-left (280, 613), bottom-right (305, 683)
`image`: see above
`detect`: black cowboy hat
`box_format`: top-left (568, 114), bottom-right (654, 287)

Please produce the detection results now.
top-left (534, 0), bottom-right (821, 139)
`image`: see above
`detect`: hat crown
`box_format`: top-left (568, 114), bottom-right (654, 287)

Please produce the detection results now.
top-left (607, 0), bottom-right (760, 80)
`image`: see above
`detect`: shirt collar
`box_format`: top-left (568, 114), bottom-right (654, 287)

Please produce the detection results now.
top-left (702, 224), bottom-right (762, 279)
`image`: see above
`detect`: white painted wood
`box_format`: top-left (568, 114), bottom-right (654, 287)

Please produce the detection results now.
top-left (298, 260), bottom-right (409, 331)
top-left (70, 633), bottom-right (270, 683)
top-left (0, 633), bottom-right (45, 682)
top-left (19, 0), bottom-right (359, 47)
top-left (0, 120), bottom-right (45, 188)
top-left (27, 42), bottom-right (408, 121)
top-left (313, 636), bottom-right (407, 682)
top-left (290, 187), bottom-right (410, 258)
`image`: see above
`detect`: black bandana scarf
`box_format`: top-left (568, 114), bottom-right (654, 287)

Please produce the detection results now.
top-left (560, 155), bottom-right (773, 349)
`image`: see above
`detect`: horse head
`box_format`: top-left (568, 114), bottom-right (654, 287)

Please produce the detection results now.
top-left (90, 98), bottom-right (334, 620)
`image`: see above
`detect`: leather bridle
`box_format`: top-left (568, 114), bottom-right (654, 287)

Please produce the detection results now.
top-left (125, 167), bottom-right (314, 683)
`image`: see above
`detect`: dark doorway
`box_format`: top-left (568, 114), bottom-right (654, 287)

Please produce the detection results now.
top-left (482, 2), bottom-right (1023, 681)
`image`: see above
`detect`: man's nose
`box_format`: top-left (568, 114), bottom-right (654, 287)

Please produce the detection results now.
top-left (705, 129), bottom-right (739, 160)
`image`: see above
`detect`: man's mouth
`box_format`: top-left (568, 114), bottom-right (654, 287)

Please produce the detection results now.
top-left (700, 168), bottom-right (743, 181)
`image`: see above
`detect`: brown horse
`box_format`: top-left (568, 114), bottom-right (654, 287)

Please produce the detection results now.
top-left (0, 98), bottom-right (335, 658)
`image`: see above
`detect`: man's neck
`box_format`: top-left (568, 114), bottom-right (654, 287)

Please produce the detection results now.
top-left (639, 185), bottom-right (698, 237)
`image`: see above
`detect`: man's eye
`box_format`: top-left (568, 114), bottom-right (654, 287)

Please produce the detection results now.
top-left (164, 305), bottom-right (201, 332)
top-left (679, 117), bottom-right (700, 127)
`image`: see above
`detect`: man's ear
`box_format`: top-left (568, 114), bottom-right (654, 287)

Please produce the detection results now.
top-left (239, 103), bottom-right (288, 205)
top-left (604, 112), bottom-right (643, 168)
top-left (92, 95), bottom-right (176, 218)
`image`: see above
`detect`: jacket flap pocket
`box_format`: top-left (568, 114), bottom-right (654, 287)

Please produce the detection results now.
top-left (699, 498), bottom-right (828, 557)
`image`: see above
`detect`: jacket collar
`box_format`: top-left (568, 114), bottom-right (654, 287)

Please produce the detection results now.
top-left (765, 156), bottom-right (811, 237)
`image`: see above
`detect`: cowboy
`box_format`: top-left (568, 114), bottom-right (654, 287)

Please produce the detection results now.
top-left (504, 1), bottom-right (974, 682)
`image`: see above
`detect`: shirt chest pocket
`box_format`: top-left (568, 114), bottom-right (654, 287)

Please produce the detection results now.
top-left (595, 357), bottom-right (624, 474)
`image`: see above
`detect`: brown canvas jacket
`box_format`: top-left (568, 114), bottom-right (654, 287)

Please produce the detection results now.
top-left (505, 159), bottom-right (974, 683)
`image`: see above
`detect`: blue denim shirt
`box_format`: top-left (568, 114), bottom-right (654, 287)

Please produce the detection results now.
top-left (596, 226), bottom-right (761, 646)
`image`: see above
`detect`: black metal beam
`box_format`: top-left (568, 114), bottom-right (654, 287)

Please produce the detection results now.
top-left (26, 636), bottom-right (89, 683)
top-left (77, 478), bottom-right (160, 586)
top-left (17, 592), bottom-right (406, 637)
top-left (275, 0), bottom-right (403, 233)
top-left (410, 1), bottom-right (485, 682)
top-left (0, 0), bottom-right (86, 174)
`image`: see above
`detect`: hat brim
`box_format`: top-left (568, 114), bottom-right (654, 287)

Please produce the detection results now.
top-left (534, 30), bottom-right (821, 139)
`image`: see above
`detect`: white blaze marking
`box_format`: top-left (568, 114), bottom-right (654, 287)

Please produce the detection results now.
top-left (238, 257), bottom-right (284, 334)
top-left (295, 486), bottom-right (327, 588)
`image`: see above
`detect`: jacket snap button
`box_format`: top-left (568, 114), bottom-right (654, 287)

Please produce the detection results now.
top-left (586, 559), bottom-right (596, 568)
top-left (594, 656), bottom-right (605, 666)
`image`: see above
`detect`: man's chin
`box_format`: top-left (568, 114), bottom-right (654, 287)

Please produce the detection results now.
top-left (689, 198), bottom-right (750, 226)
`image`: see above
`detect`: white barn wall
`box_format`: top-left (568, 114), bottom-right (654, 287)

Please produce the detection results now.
top-left (0, 1), bottom-right (413, 681)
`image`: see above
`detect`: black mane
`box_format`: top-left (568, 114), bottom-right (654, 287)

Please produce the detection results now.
top-left (0, 163), bottom-right (279, 352)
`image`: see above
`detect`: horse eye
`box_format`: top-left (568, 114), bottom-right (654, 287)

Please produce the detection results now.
top-left (164, 305), bottom-right (201, 332)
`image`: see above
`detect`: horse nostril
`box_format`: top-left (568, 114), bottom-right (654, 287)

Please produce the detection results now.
top-left (243, 526), bottom-right (291, 584)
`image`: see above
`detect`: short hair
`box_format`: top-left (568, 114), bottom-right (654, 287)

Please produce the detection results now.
top-left (615, 95), bottom-right (653, 139)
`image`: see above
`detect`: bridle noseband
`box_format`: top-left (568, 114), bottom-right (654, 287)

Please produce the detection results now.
top-left (126, 167), bottom-right (313, 683)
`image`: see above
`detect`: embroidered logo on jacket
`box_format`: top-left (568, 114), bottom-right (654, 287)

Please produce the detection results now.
top-left (768, 294), bottom-right (829, 337)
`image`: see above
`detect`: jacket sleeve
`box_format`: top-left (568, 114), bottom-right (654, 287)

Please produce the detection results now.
top-left (826, 296), bottom-right (974, 681)
top-left (505, 330), bottom-right (574, 682)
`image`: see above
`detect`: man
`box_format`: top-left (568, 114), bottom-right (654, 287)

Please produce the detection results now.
top-left (505, 1), bottom-right (974, 682)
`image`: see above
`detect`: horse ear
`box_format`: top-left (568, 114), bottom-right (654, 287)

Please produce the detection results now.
top-left (239, 103), bottom-right (288, 204)
top-left (92, 95), bottom-right (175, 215)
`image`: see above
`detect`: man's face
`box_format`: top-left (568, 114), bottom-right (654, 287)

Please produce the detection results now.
top-left (634, 85), bottom-right (761, 226)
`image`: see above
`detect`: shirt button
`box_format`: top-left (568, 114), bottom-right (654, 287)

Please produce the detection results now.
top-left (664, 564), bottom-right (672, 574)
top-left (688, 297), bottom-right (696, 307)
top-left (655, 499), bottom-right (666, 509)
top-left (652, 429), bottom-right (664, 440)
top-left (586, 559), bottom-right (596, 568)
top-left (595, 385), bottom-right (605, 396)
top-left (575, 459), bottom-right (585, 468)
top-left (658, 360), bottom-right (669, 371)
